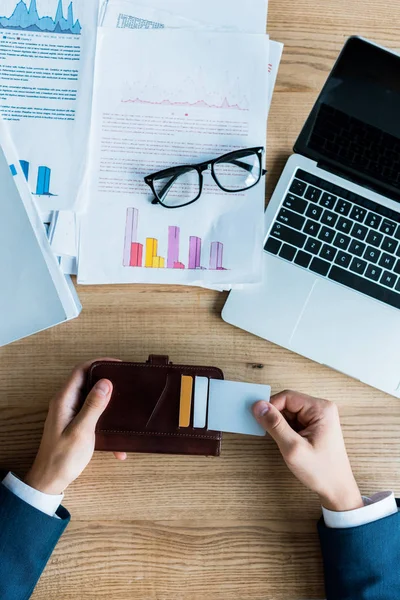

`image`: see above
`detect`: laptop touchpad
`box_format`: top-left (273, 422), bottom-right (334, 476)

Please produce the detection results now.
top-left (289, 278), bottom-right (400, 392)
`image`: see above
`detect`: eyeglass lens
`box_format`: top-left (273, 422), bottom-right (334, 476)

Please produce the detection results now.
top-left (153, 166), bottom-right (201, 208)
top-left (213, 150), bottom-right (261, 192)
top-left (152, 149), bottom-right (262, 207)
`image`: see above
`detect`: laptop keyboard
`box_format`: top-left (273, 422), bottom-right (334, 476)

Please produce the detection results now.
top-left (264, 168), bottom-right (400, 310)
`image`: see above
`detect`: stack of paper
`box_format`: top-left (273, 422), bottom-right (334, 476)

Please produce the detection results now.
top-left (0, 0), bottom-right (283, 304)
top-left (0, 119), bottom-right (81, 347)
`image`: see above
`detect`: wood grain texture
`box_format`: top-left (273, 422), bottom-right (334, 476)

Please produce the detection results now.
top-left (1, 2), bottom-right (400, 598)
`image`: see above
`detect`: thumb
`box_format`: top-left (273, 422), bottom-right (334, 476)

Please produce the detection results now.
top-left (74, 379), bottom-right (113, 433)
top-left (253, 401), bottom-right (299, 454)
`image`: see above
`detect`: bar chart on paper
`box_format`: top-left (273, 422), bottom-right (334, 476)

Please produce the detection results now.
top-left (0, 0), bottom-right (82, 35)
top-left (123, 208), bottom-right (227, 271)
top-left (13, 158), bottom-right (56, 196)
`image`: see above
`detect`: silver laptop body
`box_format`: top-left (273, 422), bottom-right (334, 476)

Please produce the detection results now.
top-left (223, 38), bottom-right (400, 397)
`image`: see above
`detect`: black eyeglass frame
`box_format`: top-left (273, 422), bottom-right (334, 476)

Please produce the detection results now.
top-left (144, 146), bottom-right (267, 209)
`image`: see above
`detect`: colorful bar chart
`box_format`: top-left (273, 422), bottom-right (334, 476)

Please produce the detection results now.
top-left (9, 158), bottom-right (55, 195)
top-left (123, 207), bottom-right (226, 271)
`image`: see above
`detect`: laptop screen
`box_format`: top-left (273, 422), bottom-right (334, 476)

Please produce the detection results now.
top-left (295, 37), bottom-right (400, 202)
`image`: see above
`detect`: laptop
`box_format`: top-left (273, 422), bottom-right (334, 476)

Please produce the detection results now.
top-left (222, 36), bottom-right (400, 397)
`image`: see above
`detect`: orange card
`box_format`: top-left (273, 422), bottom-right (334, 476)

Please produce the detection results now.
top-left (179, 375), bottom-right (193, 428)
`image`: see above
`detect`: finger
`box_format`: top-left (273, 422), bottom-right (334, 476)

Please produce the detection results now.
top-left (253, 401), bottom-right (300, 454)
top-left (72, 379), bottom-right (113, 433)
top-left (113, 452), bottom-right (127, 461)
top-left (270, 390), bottom-right (328, 427)
top-left (50, 358), bottom-right (122, 427)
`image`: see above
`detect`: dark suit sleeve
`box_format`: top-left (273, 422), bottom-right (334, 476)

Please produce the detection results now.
top-left (0, 483), bottom-right (70, 600)
top-left (318, 500), bottom-right (400, 600)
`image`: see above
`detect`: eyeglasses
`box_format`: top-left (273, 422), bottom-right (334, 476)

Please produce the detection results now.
top-left (144, 147), bottom-right (266, 209)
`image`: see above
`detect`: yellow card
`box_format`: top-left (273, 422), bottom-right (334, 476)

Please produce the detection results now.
top-left (179, 375), bottom-right (193, 428)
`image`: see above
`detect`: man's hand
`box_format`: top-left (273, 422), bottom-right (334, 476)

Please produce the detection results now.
top-left (25, 359), bottom-right (126, 496)
top-left (253, 391), bottom-right (363, 512)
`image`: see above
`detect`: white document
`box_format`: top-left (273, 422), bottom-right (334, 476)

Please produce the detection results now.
top-left (78, 28), bottom-right (269, 286)
top-left (208, 379), bottom-right (270, 436)
top-left (101, 0), bottom-right (268, 33)
top-left (0, 117), bottom-right (81, 347)
top-left (0, 0), bottom-right (99, 218)
top-left (101, 0), bottom-right (201, 30)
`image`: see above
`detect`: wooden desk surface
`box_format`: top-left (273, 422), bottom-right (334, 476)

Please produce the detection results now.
top-left (1, 1), bottom-right (400, 598)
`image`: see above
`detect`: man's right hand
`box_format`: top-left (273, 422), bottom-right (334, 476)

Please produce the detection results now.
top-left (253, 391), bottom-right (363, 512)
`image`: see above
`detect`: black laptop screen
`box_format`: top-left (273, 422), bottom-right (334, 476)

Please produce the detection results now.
top-left (295, 37), bottom-right (400, 201)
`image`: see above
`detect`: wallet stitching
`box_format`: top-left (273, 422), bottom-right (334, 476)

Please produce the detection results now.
top-left (98, 430), bottom-right (221, 439)
top-left (90, 362), bottom-right (224, 376)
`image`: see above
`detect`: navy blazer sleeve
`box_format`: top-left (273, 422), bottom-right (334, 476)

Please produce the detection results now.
top-left (318, 500), bottom-right (400, 600)
top-left (0, 483), bottom-right (70, 600)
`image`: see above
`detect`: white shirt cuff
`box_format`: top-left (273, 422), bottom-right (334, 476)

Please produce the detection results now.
top-left (322, 491), bottom-right (398, 529)
top-left (2, 472), bottom-right (63, 517)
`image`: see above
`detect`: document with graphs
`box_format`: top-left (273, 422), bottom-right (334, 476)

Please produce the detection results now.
top-left (0, 0), bottom-right (99, 218)
top-left (78, 27), bottom-right (269, 286)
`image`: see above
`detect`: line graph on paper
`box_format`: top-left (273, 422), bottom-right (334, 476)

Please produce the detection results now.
top-left (121, 69), bottom-right (250, 113)
top-left (0, 0), bottom-right (82, 35)
top-left (122, 97), bottom-right (248, 112)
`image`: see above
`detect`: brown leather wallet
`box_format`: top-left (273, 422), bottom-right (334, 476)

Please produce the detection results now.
top-left (87, 355), bottom-right (223, 456)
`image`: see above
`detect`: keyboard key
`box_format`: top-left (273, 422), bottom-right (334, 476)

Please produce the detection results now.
top-left (394, 225), bottom-right (400, 241)
top-left (277, 208), bottom-right (306, 230)
top-left (289, 179), bottom-right (307, 196)
top-left (380, 271), bottom-right (397, 289)
top-left (264, 237), bottom-right (282, 255)
top-left (319, 226), bottom-right (335, 244)
top-left (381, 236), bottom-right (398, 254)
top-left (334, 199), bottom-right (351, 216)
top-left (333, 232), bottom-right (351, 250)
top-left (309, 257), bottom-right (330, 276)
top-left (364, 246), bottom-right (381, 264)
top-left (319, 244), bottom-right (337, 261)
top-left (305, 186), bottom-right (322, 202)
top-left (294, 250), bottom-right (312, 268)
top-left (270, 223), bottom-right (306, 248)
top-left (365, 212), bottom-right (382, 229)
top-left (329, 266), bottom-right (400, 310)
top-left (378, 253), bottom-right (396, 270)
top-left (348, 240), bottom-right (366, 257)
top-left (321, 210), bottom-right (338, 228)
top-left (350, 257), bottom-right (367, 275)
top-left (279, 244), bottom-right (297, 262)
top-left (394, 259), bottom-right (400, 275)
top-left (283, 194), bottom-right (308, 214)
top-left (336, 216), bottom-right (352, 233)
top-left (320, 193), bottom-right (337, 209)
top-left (303, 219), bottom-right (321, 236)
top-left (335, 251), bottom-right (352, 268)
top-left (305, 204), bottom-right (323, 221)
top-left (351, 223), bottom-right (368, 241)
top-left (349, 206), bottom-right (367, 223)
top-left (380, 219), bottom-right (397, 236)
top-left (365, 264), bottom-right (382, 282)
top-left (305, 238), bottom-right (322, 255)
top-left (366, 230), bottom-right (383, 247)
